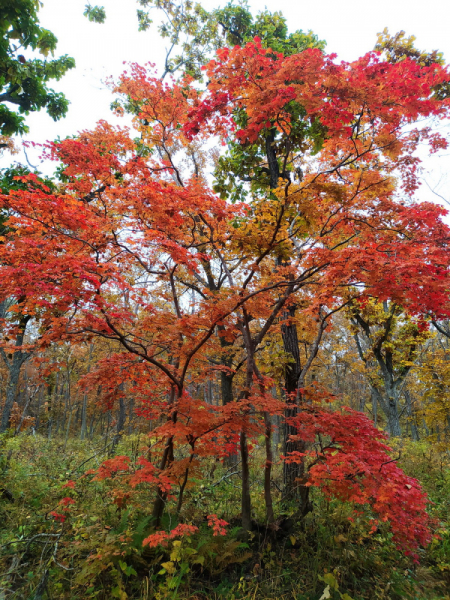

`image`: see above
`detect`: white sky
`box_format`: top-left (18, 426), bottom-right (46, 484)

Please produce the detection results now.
top-left (2, 0), bottom-right (450, 205)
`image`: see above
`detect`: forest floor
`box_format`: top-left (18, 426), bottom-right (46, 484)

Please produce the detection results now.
top-left (1, 433), bottom-right (450, 600)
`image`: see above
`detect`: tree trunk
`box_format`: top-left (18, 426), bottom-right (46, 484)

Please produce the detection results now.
top-left (0, 304), bottom-right (31, 433)
top-left (0, 353), bottom-right (22, 432)
top-left (385, 391), bottom-right (402, 438)
top-left (371, 388), bottom-right (378, 428)
top-left (152, 385), bottom-right (177, 526)
top-left (264, 411), bottom-right (275, 524)
top-left (240, 430), bottom-right (252, 532)
top-left (281, 304), bottom-right (304, 502)
top-left (110, 391), bottom-right (126, 455)
top-left (405, 390), bottom-right (419, 441)
top-left (80, 393), bottom-right (88, 440)
top-left (219, 329), bottom-right (239, 467)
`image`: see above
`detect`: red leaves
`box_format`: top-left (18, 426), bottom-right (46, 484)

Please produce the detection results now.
top-left (59, 497), bottom-right (76, 507)
top-left (62, 480), bottom-right (76, 489)
top-left (49, 497), bottom-right (76, 523)
top-left (185, 38), bottom-right (449, 193)
top-left (207, 514), bottom-right (229, 536)
top-left (1, 36), bottom-right (449, 565)
top-left (285, 405), bottom-right (432, 557)
top-left (141, 518), bottom-right (227, 548)
top-left (49, 512), bottom-right (66, 523)
top-left (184, 92), bottom-right (233, 141)
top-left (93, 456), bottom-right (131, 480)
top-left (142, 524), bottom-right (199, 548)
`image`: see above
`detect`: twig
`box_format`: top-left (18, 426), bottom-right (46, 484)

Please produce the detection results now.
top-left (1, 533), bottom-right (60, 551)
top-left (379, 452), bottom-right (401, 471)
top-left (211, 470), bottom-right (241, 488)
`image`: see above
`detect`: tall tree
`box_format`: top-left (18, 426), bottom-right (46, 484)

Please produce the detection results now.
top-left (1, 37), bottom-right (450, 555)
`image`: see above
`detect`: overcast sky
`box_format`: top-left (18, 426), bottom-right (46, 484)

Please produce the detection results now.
top-left (3, 0), bottom-right (450, 204)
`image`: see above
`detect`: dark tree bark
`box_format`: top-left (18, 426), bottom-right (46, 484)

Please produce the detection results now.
top-left (280, 303), bottom-right (304, 502)
top-left (0, 302), bottom-right (31, 433)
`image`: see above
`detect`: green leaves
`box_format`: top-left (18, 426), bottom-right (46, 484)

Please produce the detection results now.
top-left (83, 4), bottom-right (107, 24)
top-left (0, 0), bottom-right (75, 135)
top-left (118, 559), bottom-right (137, 577)
top-left (136, 9), bottom-right (152, 32)
top-left (36, 29), bottom-right (58, 57)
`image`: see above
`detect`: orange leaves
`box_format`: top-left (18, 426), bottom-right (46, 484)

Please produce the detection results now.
top-left (143, 524), bottom-right (198, 548)
top-left (111, 64), bottom-right (198, 149)
top-left (207, 514), bottom-right (229, 536)
top-left (48, 121), bottom-right (136, 196)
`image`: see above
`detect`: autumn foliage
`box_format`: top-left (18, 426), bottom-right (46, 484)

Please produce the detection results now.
top-left (1, 35), bottom-right (450, 563)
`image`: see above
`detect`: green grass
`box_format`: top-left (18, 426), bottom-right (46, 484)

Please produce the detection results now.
top-left (1, 433), bottom-right (449, 599)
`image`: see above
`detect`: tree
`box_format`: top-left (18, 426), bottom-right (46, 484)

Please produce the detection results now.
top-left (0, 165), bottom-right (55, 432)
top-left (412, 326), bottom-right (450, 445)
top-left (349, 300), bottom-right (431, 437)
top-left (1, 37), bottom-right (450, 556)
top-left (111, 1), bottom-right (326, 497)
top-left (0, 0), bottom-right (75, 137)
top-left (183, 34), bottom-right (450, 500)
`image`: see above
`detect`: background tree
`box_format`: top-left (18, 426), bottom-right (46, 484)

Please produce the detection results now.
top-left (0, 165), bottom-right (55, 432)
top-left (349, 300), bottom-right (431, 437)
top-left (0, 0), bottom-right (75, 138)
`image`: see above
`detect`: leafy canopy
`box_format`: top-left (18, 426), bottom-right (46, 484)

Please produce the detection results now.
top-left (0, 0), bottom-right (75, 136)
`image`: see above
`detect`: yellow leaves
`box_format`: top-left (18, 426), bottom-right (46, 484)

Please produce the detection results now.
top-left (0, 135), bottom-right (19, 156)
top-left (375, 28), bottom-right (445, 67)
top-left (160, 561), bottom-right (176, 574)
top-left (170, 539), bottom-right (183, 561)
top-left (414, 342), bottom-right (450, 450)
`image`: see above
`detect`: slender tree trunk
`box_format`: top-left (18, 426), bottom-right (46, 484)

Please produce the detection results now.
top-left (128, 395), bottom-right (134, 434)
top-left (0, 305), bottom-right (31, 433)
top-left (371, 388), bottom-right (378, 428)
top-left (80, 344), bottom-right (95, 441)
top-left (110, 386), bottom-right (126, 455)
top-left (34, 385), bottom-right (43, 431)
top-left (152, 385), bottom-right (177, 526)
top-left (176, 443), bottom-right (195, 514)
top-left (264, 411), bottom-right (274, 524)
top-left (219, 330), bottom-right (239, 467)
top-left (63, 408), bottom-right (73, 451)
top-left (240, 430), bottom-right (252, 532)
top-left (80, 393), bottom-right (88, 440)
top-left (405, 390), bottom-right (419, 441)
top-left (89, 414), bottom-right (97, 439)
top-left (0, 355), bottom-right (22, 432)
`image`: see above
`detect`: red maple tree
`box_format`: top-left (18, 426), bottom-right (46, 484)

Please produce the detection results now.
top-left (1, 38), bottom-right (449, 558)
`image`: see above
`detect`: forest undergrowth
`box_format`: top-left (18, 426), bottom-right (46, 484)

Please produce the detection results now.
top-left (1, 433), bottom-right (450, 600)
